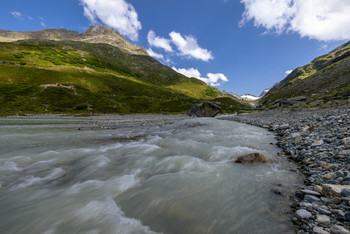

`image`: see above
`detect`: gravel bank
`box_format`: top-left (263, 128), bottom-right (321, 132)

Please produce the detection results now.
top-left (219, 105), bottom-right (350, 233)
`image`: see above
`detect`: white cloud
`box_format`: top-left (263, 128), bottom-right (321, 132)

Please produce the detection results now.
top-left (169, 32), bottom-right (213, 61)
top-left (240, 0), bottom-right (350, 41)
top-left (10, 11), bottom-right (22, 19)
top-left (80, 0), bottom-right (141, 41)
top-left (41, 22), bottom-right (46, 28)
top-left (172, 67), bottom-right (228, 86)
top-left (285, 69), bottom-right (293, 75)
top-left (147, 30), bottom-right (173, 52)
top-left (146, 48), bottom-right (164, 60)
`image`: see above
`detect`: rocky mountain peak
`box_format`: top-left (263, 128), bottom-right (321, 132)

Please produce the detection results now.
top-left (0, 26), bottom-right (149, 56)
top-left (80, 26), bottom-right (148, 56)
top-left (83, 26), bottom-right (120, 36)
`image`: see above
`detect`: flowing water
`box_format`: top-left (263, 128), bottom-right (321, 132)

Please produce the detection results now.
top-left (0, 116), bottom-right (301, 234)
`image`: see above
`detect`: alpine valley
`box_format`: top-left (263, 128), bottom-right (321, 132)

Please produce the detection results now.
top-left (0, 26), bottom-right (248, 116)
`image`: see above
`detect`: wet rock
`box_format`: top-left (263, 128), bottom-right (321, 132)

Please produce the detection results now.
top-left (234, 153), bottom-right (269, 164)
top-left (295, 209), bottom-right (312, 220)
top-left (330, 225), bottom-right (350, 234)
top-left (187, 102), bottom-right (222, 117)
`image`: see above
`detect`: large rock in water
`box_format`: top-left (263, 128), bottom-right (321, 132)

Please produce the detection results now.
top-left (187, 102), bottom-right (222, 117)
top-left (235, 153), bottom-right (269, 164)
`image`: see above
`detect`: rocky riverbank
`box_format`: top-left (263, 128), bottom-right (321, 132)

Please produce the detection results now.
top-left (219, 105), bottom-right (350, 234)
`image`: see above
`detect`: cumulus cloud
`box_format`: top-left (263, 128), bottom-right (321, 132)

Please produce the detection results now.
top-left (80, 0), bottom-right (141, 41)
top-left (169, 32), bottom-right (213, 61)
top-left (147, 30), bottom-right (173, 52)
top-left (172, 67), bottom-right (228, 86)
top-left (285, 69), bottom-right (293, 75)
top-left (146, 48), bottom-right (164, 60)
top-left (10, 11), bottom-right (22, 19)
top-left (240, 0), bottom-right (350, 41)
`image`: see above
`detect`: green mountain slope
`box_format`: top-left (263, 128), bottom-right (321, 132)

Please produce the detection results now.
top-left (0, 28), bottom-right (248, 115)
top-left (261, 41), bottom-right (350, 107)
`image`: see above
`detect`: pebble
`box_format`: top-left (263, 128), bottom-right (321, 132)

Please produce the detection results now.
top-left (313, 226), bottom-right (331, 234)
top-left (218, 105), bottom-right (350, 232)
top-left (301, 189), bottom-right (321, 196)
top-left (296, 209), bottom-right (312, 220)
top-left (330, 225), bottom-right (350, 234)
top-left (317, 214), bottom-right (331, 227)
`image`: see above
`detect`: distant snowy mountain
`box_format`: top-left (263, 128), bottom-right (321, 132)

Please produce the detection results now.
top-left (222, 91), bottom-right (241, 99)
top-left (223, 90), bottom-right (260, 101)
top-left (259, 88), bottom-right (270, 97)
top-left (240, 94), bottom-right (259, 101)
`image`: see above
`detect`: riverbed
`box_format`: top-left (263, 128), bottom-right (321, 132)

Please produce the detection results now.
top-left (0, 116), bottom-right (301, 233)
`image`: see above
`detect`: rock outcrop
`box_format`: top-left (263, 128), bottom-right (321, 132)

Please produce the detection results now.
top-left (0, 26), bottom-right (149, 56)
top-left (187, 102), bottom-right (222, 117)
top-left (234, 153), bottom-right (269, 164)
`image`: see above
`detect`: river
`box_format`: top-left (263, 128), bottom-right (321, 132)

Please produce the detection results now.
top-left (0, 116), bottom-right (301, 233)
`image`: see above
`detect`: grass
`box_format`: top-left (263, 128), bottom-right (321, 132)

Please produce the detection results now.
top-left (0, 40), bottom-right (248, 115)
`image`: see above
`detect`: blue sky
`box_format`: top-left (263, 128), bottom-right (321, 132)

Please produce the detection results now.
top-left (1, 0), bottom-right (350, 96)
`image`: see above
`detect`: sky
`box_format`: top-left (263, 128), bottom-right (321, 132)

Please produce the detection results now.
top-left (1, 0), bottom-right (350, 96)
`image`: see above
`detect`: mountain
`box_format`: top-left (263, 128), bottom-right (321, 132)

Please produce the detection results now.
top-left (223, 90), bottom-right (260, 101)
top-left (240, 94), bottom-right (259, 101)
top-left (223, 91), bottom-right (241, 99)
top-left (259, 88), bottom-right (270, 97)
top-left (0, 26), bottom-right (148, 56)
top-left (0, 26), bottom-right (249, 115)
top-left (261, 40), bottom-right (350, 108)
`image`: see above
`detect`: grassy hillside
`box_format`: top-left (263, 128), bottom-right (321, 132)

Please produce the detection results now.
top-left (261, 40), bottom-right (350, 107)
top-left (0, 40), bottom-right (248, 115)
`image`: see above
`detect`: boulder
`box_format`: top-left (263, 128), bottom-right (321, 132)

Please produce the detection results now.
top-left (235, 153), bottom-right (269, 164)
top-left (187, 101), bottom-right (222, 117)
top-left (321, 184), bottom-right (350, 197)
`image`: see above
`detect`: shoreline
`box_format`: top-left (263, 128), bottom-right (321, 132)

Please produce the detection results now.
top-left (3, 108), bottom-right (350, 232)
top-left (219, 105), bottom-right (350, 233)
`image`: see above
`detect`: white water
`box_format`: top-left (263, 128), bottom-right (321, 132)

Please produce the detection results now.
top-left (0, 117), bottom-right (301, 233)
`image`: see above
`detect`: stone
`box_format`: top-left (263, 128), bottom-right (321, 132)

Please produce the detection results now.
top-left (318, 207), bottom-right (332, 215)
top-left (291, 132), bottom-right (301, 138)
top-left (330, 225), bottom-right (350, 234)
top-left (234, 153), bottom-right (269, 164)
top-left (342, 137), bottom-right (350, 146)
top-left (322, 172), bottom-right (337, 180)
top-left (295, 209), bottom-right (312, 220)
top-left (321, 184), bottom-right (350, 197)
top-left (315, 185), bottom-right (323, 193)
top-left (288, 95), bottom-right (307, 102)
top-left (278, 124), bottom-right (290, 130)
top-left (301, 189), bottom-right (321, 196)
top-left (312, 139), bottom-right (325, 146)
top-left (304, 195), bottom-right (321, 203)
top-left (341, 188), bottom-right (350, 197)
top-left (187, 101), bottom-right (222, 117)
top-left (313, 226), bottom-right (331, 234)
top-left (345, 212), bottom-right (350, 222)
top-left (317, 215), bottom-right (331, 227)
